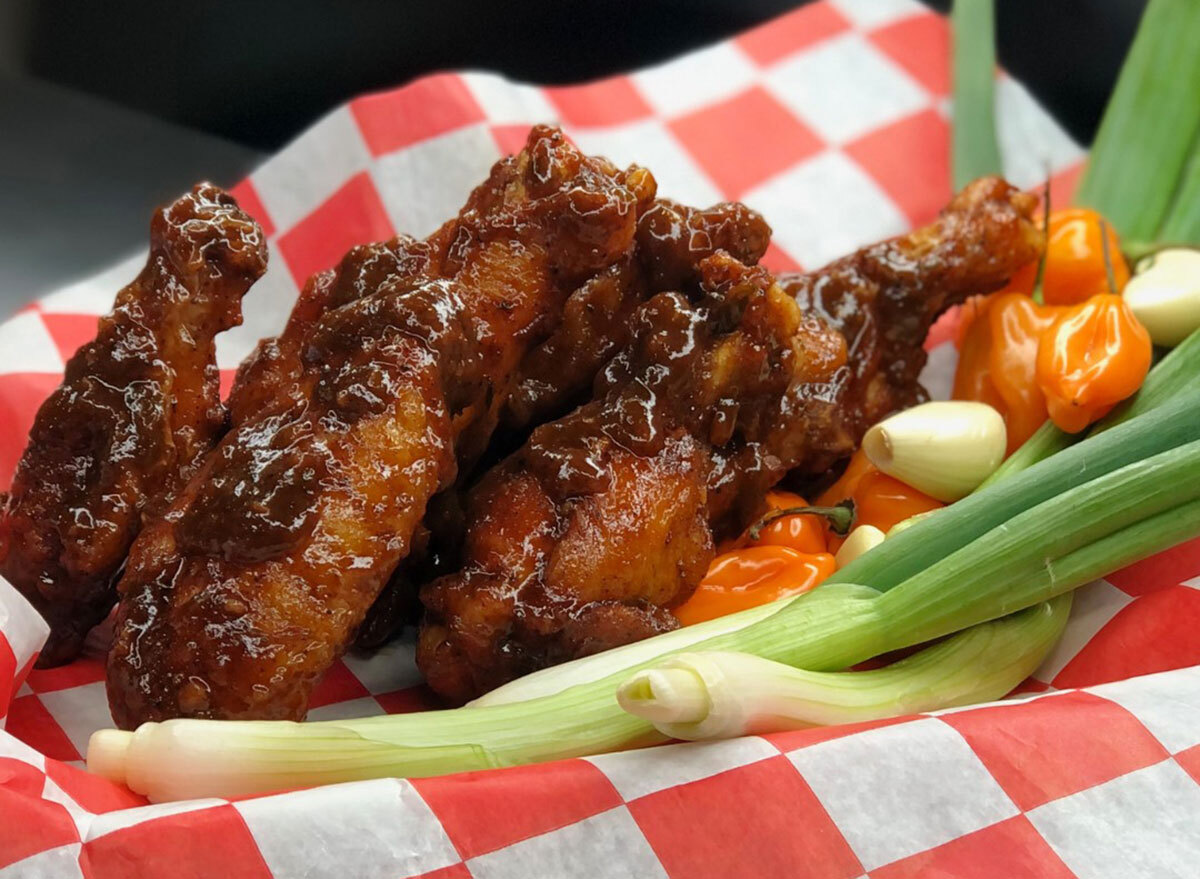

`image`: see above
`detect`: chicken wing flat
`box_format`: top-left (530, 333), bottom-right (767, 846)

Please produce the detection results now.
top-left (417, 177), bottom-right (1041, 703)
top-left (0, 185), bottom-right (267, 666)
top-left (106, 126), bottom-right (659, 726)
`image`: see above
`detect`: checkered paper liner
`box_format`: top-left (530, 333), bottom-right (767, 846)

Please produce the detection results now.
top-left (1, 1), bottom-right (1198, 876)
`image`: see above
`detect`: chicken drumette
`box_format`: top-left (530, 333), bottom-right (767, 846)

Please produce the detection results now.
top-left (0, 185), bottom-right (267, 666)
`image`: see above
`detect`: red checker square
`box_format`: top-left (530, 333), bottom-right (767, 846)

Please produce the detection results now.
top-left (375, 684), bottom-right (443, 714)
top-left (39, 311), bottom-right (101, 364)
top-left (83, 805), bottom-right (273, 879)
top-left (941, 690), bottom-right (1169, 811)
top-left (871, 815), bottom-right (1074, 879)
top-left (0, 785), bottom-right (79, 870)
top-left (0, 638), bottom-right (14, 721)
top-left (845, 109), bottom-right (951, 226)
top-left (491, 124), bottom-right (536, 157)
top-left (1048, 161), bottom-right (1084, 205)
top-left (277, 172), bottom-right (396, 288)
top-left (1104, 536), bottom-right (1200, 596)
top-left (0, 372), bottom-right (64, 488)
top-left (44, 759), bottom-right (147, 814)
top-left (351, 74), bottom-right (485, 156)
top-left (669, 87), bottom-right (823, 198)
top-left (869, 14), bottom-right (951, 96)
top-left (0, 757), bottom-right (48, 797)
top-left (412, 758), bottom-right (621, 860)
top-left (737, 3), bottom-right (851, 66)
top-left (762, 714), bottom-right (908, 754)
top-left (413, 865), bottom-right (472, 879)
top-left (924, 304), bottom-right (960, 352)
top-left (5, 694), bottom-right (81, 762)
top-left (307, 660), bottom-right (370, 709)
top-left (26, 654), bottom-right (106, 694)
top-left (219, 368), bottom-right (239, 400)
top-left (544, 77), bottom-right (653, 127)
top-left (1052, 586), bottom-right (1200, 689)
top-left (228, 178), bottom-right (276, 238)
top-left (1176, 744), bottom-right (1200, 785)
top-left (762, 240), bottom-right (803, 273)
top-left (629, 754), bottom-right (861, 879)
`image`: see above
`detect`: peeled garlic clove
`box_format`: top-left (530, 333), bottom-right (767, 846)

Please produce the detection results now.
top-left (1123, 248), bottom-right (1200, 347)
top-left (835, 525), bottom-right (885, 568)
top-left (862, 401), bottom-right (1006, 502)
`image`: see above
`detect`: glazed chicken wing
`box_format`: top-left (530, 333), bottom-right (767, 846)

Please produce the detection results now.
top-left (0, 185), bottom-right (267, 666)
top-left (106, 127), bottom-right (658, 726)
top-left (356, 199), bottom-right (772, 648)
top-left (418, 177), bottom-right (1041, 703)
top-left (778, 176), bottom-right (1044, 475)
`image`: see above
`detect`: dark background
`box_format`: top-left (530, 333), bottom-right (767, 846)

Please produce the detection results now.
top-left (0, 0), bottom-right (1145, 311)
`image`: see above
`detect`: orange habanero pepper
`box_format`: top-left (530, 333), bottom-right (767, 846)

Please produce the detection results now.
top-left (734, 490), bottom-right (828, 554)
top-left (816, 448), bottom-right (943, 543)
top-left (953, 294), bottom-right (1062, 453)
top-left (673, 546), bottom-right (836, 626)
top-left (986, 293), bottom-right (1063, 452)
top-left (1001, 208), bottom-right (1130, 305)
top-left (1035, 293), bottom-right (1152, 433)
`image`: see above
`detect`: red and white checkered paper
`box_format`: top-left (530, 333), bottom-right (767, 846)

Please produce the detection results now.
top-left (3, 1), bottom-right (1199, 876)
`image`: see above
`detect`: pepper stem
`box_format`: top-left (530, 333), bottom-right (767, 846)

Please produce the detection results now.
top-left (1031, 178), bottom-right (1052, 305)
top-left (748, 500), bottom-right (856, 540)
top-left (1099, 218), bottom-right (1119, 294)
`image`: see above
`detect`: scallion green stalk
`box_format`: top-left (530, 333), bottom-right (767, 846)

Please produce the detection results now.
top-left (951, 0), bottom-right (1002, 189)
top-left (1157, 146), bottom-right (1200, 244)
top-left (616, 594), bottom-right (1071, 741)
top-left (1074, 0), bottom-right (1200, 240)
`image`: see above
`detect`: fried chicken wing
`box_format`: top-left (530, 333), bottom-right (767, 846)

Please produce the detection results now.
top-left (106, 127), bottom-right (658, 726)
top-left (0, 185), bottom-right (267, 666)
top-left (417, 177), bottom-right (1041, 702)
top-left (355, 199), bottom-right (772, 648)
top-left (778, 176), bottom-right (1043, 474)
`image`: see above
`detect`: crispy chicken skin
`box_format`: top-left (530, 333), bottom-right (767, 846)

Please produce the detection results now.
top-left (418, 177), bottom-right (1042, 702)
top-left (106, 127), bottom-right (660, 726)
top-left (0, 185), bottom-right (267, 667)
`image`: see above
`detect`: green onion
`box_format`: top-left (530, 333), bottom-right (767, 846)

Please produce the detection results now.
top-left (89, 405), bottom-right (1200, 802)
top-left (872, 440), bottom-right (1200, 647)
top-left (1074, 0), bottom-right (1200, 240)
top-left (1158, 147), bottom-right (1200, 244)
top-left (616, 595), bottom-right (1071, 741)
top-left (951, 0), bottom-right (1002, 189)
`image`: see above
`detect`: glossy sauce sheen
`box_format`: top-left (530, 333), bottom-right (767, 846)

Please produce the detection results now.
top-left (106, 127), bottom-right (663, 726)
top-left (418, 177), bottom-right (1042, 703)
top-left (0, 185), bottom-right (267, 666)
